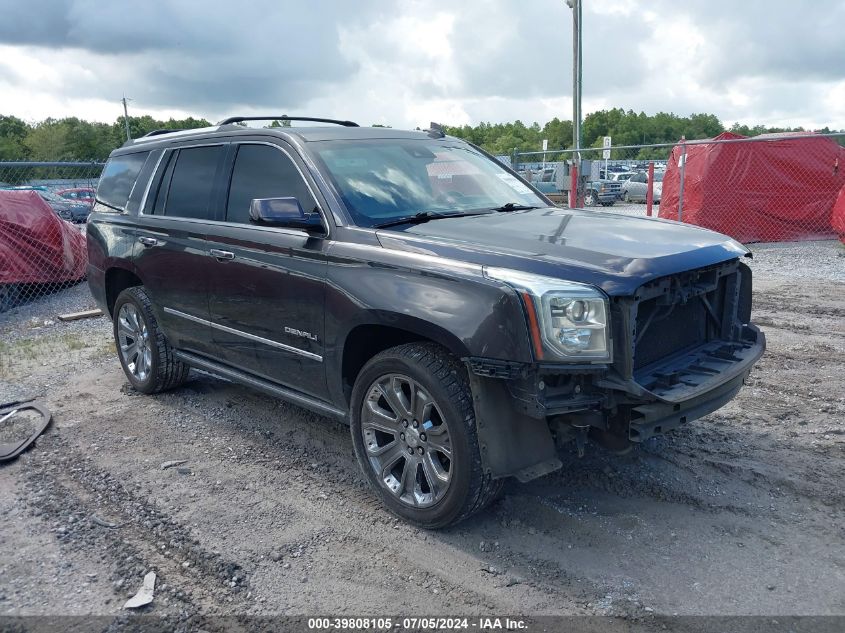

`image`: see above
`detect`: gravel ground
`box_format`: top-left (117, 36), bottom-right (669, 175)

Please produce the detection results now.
top-left (0, 242), bottom-right (843, 629)
top-left (745, 240), bottom-right (845, 283)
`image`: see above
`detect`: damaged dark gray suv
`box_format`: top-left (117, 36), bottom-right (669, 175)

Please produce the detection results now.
top-left (87, 116), bottom-right (765, 527)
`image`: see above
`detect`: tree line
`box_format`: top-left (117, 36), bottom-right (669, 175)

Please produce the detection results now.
top-left (0, 109), bottom-right (840, 162)
top-left (444, 109), bottom-right (840, 159)
top-left (0, 115), bottom-right (212, 162)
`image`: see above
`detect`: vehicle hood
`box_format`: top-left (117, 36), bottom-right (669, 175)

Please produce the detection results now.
top-left (376, 207), bottom-right (749, 296)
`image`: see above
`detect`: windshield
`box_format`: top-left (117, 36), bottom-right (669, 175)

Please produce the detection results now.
top-left (310, 139), bottom-right (546, 227)
top-left (39, 191), bottom-right (65, 203)
top-left (655, 172), bottom-right (665, 182)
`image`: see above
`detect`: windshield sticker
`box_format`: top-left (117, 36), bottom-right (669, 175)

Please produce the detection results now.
top-left (496, 173), bottom-right (532, 195)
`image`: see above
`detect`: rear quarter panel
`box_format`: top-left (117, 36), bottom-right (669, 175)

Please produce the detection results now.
top-left (86, 212), bottom-right (140, 314)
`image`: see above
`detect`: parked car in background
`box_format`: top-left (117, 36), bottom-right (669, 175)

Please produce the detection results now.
top-left (37, 190), bottom-right (90, 223)
top-left (1, 186), bottom-right (90, 223)
top-left (621, 171), bottom-right (663, 203)
top-left (607, 172), bottom-right (635, 183)
top-left (0, 189), bottom-right (88, 311)
top-left (527, 167), bottom-right (565, 204)
top-left (584, 179), bottom-right (621, 206)
top-left (528, 168), bottom-right (619, 207)
top-left (56, 187), bottom-right (96, 208)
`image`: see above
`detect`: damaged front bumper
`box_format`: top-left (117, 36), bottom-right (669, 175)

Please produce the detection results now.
top-left (465, 324), bottom-right (765, 482)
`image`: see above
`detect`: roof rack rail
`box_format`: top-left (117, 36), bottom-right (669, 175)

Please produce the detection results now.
top-left (142, 129), bottom-right (185, 137)
top-left (217, 116), bottom-right (359, 127)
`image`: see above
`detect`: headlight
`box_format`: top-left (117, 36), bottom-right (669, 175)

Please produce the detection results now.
top-left (484, 267), bottom-right (611, 362)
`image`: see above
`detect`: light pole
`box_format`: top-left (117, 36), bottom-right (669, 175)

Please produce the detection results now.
top-left (566, 0), bottom-right (582, 158)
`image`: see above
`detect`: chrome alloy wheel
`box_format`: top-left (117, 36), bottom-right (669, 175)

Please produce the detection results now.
top-left (117, 303), bottom-right (151, 382)
top-left (361, 374), bottom-right (453, 507)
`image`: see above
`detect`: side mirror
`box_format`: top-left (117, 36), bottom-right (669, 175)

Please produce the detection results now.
top-left (249, 197), bottom-right (324, 232)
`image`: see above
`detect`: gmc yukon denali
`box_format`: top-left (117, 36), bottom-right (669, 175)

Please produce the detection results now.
top-left (87, 117), bottom-right (765, 527)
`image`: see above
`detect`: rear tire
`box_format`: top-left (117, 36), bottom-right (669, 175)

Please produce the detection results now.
top-left (113, 286), bottom-right (190, 394)
top-left (350, 342), bottom-right (502, 528)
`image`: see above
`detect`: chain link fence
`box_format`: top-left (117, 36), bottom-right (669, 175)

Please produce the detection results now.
top-left (0, 161), bottom-right (103, 313)
top-left (513, 132), bottom-right (845, 244)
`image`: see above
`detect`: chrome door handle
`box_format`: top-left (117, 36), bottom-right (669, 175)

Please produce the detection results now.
top-left (138, 236), bottom-right (159, 247)
top-left (210, 249), bottom-right (235, 261)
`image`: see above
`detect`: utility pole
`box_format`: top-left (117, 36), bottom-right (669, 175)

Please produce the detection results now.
top-left (121, 96), bottom-right (132, 141)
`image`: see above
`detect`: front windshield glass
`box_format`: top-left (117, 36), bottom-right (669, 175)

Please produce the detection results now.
top-left (655, 172), bottom-right (665, 182)
top-left (311, 139), bottom-right (546, 227)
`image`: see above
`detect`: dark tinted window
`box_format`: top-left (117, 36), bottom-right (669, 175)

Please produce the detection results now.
top-left (226, 144), bottom-right (316, 224)
top-left (97, 152), bottom-right (150, 210)
top-left (164, 146), bottom-right (223, 219)
top-left (149, 151), bottom-right (176, 216)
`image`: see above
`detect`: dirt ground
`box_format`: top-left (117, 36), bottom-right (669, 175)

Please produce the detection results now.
top-left (0, 242), bottom-right (843, 629)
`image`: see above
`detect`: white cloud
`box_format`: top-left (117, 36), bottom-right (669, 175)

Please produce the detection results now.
top-left (0, 0), bottom-right (842, 131)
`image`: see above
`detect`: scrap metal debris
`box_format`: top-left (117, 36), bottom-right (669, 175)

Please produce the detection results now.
top-left (124, 571), bottom-right (156, 609)
top-left (90, 514), bottom-right (122, 529)
top-left (0, 399), bottom-right (51, 462)
top-left (160, 459), bottom-right (188, 470)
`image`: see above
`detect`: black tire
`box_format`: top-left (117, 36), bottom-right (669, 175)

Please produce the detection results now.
top-left (113, 286), bottom-right (190, 394)
top-left (623, 191), bottom-right (631, 203)
top-left (584, 190), bottom-right (596, 206)
top-left (350, 342), bottom-right (502, 528)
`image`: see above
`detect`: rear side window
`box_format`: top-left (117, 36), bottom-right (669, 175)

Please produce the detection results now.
top-left (225, 144), bottom-right (317, 224)
top-left (163, 146), bottom-right (223, 219)
top-left (97, 152), bottom-right (150, 210)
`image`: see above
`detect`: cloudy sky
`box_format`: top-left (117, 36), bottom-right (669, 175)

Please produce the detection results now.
top-left (0, 0), bottom-right (843, 130)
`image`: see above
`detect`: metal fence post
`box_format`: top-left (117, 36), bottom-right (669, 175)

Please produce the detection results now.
top-left (677, 138), bottom-right (687, 223)
top-left (646, 161), bottom-right (654, 217)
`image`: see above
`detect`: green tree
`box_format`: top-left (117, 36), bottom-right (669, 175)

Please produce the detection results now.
top-left (24, 118), bottom-right (71, 160)
top-left (0, 115), bottom-right (30, 160)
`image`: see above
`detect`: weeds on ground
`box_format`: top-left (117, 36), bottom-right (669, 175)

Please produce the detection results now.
top-left (0, 332), bottom-right (102, 379)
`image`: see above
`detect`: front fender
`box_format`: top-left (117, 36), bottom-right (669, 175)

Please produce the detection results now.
top-left (324, 241), bottom-right (534, 404)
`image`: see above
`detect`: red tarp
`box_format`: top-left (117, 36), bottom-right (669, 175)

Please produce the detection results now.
top-left (832, 185), bottom-right (845, 244)
top-left (659, 132), bottom-right (845, 243)
top-left (0, 190), bottom-right (87, 284)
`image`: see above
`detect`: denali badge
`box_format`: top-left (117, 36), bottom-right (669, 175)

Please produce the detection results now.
top-left (284, 326), bottom-right (318, 341)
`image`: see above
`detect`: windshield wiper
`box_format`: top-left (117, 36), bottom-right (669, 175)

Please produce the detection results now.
top-left (373, 211), bottom-right (487, 229)
top-left (491, 202), bottom-right (540, 212)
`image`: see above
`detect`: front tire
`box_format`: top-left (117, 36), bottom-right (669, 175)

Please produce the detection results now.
top-left (113, 287), bottom-right (190, 394)
top-left (350, 343), bottom-right (502, 528)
